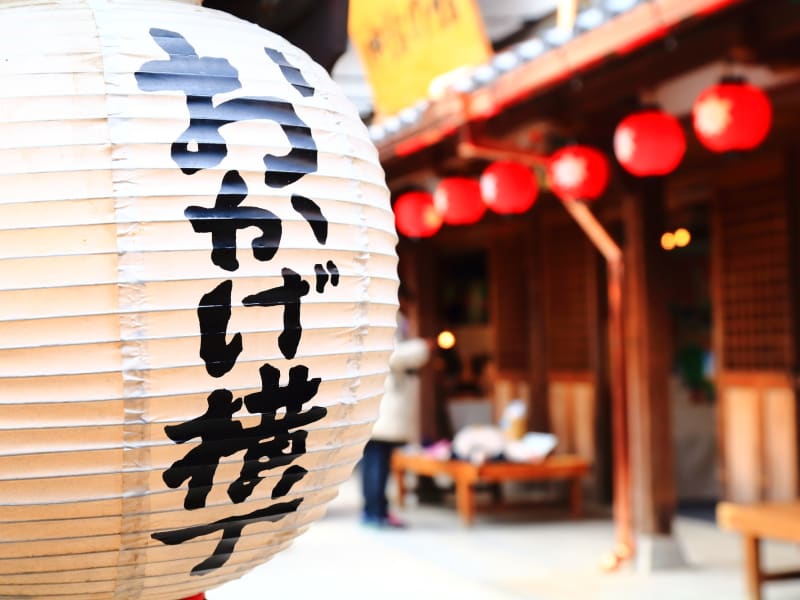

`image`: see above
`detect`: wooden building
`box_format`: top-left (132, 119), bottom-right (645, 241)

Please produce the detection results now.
top-left (369, 0), bottom-right (800, 565)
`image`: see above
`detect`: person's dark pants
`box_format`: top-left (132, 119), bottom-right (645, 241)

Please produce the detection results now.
top-left (361, 440), bottom-right (400, 521)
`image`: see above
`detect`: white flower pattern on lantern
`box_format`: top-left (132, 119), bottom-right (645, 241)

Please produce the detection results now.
top-left (695, 94), bottom-right (732, 138)
top-left (480, 173), bottom-right (498, 204)
top-left (423, 206), bottom-right (443, 228)
top-left (552, 153), bottom-right (588, 190)
top-left (433, 188), bottom-right (450, 213)
top-left (614, 126), bottom-right (636, 163)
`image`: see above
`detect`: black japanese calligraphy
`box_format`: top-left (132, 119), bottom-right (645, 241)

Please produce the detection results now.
top-left (153, 498), bottom-right (302, 575)
top-left (185, 170), bottom-right (281, 271)
top-left (314, 260), bottom-right (340, 293)
top-left (141, 25), bottom-right (338, 577)
top-left (291, 194), bottom-right (328, 244)
top-left (135, 28), bottom-right (318, 184)
top-left (242, 268), bottom-right (310, 360)
top-left (162, 389), bottom-right (244, 510)
top-left (159, 362), bottom-right (326, 573)
top-left (197, 280), bottom-right (242, 378)
top-left (229, 363), bottom-right (325, 503)
top-left (264, 48), bottom-right (314, 98)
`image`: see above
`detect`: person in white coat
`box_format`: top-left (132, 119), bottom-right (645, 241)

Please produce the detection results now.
top-left (361, 297), bottom-right (430, 528)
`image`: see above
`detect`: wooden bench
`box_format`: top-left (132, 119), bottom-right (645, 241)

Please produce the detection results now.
top-left (717, 501), bottom-right (800, 600)
top-left (391, 450), bottom-right (590, 526)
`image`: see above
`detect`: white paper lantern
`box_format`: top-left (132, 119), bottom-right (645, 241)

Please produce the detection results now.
top-left (0, 1), bottom-right (397, 598)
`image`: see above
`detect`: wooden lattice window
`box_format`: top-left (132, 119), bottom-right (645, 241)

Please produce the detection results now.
top-left (717, 182), bottom-right (793, 371)
top-left (544, 220), bottom-right (594, 371)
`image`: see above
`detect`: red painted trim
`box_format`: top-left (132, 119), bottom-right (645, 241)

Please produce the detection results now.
top-left (615, 24), bottom-right (670, 55)
top-left (379, 0), bottom-right (746, 160)
top-left (695, 0), bottom-right (739, 16)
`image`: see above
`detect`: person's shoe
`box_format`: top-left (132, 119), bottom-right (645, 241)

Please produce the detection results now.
top-left (360, 514), bottom-right (384, 529)
top-left (383, 513), bottom-right (406, 529)
top-left (360, 513), bottom-right (406, 529)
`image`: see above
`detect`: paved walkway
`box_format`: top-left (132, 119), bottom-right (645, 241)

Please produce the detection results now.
top-left (207, 474), bottom-right (800, 600)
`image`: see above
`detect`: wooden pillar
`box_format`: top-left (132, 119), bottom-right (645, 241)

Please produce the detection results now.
top-left (398, 239), bottom-right (439, 443)
top-left (786, 148), bottom-right (800, 491)
top-left (622, 184), bottom-right (678, 539)
top-left (527, 211), bottom-right (549, 431)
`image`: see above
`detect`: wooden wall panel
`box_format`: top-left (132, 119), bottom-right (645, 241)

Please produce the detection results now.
top-left (720, 385), bottom-right (762, 503)
top-left (717, 181), bottom-right (793, 371)
top-left (718, 378), bottom-right (798, 502)
top-left (763, 386), bottom-right (798, 500)
top-left (548, 380), bottom-right (572, 454)
top-left (490, 236), bottom-right (530, 373)
top-left (712, 160), bottom-right (799, 502)
top-left (548, 373), bottom-right (597, 498)
top-left (542, 219), bottom-right (595, 372)
top-left (540, 213), bottom-right (600, 497)
top-left (547, 375), bottom-right (596, 462)
top-left (488, 228), bottom-right (533, 427)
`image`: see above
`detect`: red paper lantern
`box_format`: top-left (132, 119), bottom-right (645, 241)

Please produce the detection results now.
top-left (614, 109), bottom-right (686, 176)
top-left (547, 145), bottom-right (609, 201)
top-left (393, 191), bottom-right (443, 238)
top-left (480, 161), bottom-right (539, 215)
top-left (434, 177), bottom-right (486, 225)
top-left (692, 80), bottom-right (772, 152)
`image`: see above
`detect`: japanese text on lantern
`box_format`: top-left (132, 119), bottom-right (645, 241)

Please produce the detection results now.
top-left (135, 29), bottom-right (336, 576)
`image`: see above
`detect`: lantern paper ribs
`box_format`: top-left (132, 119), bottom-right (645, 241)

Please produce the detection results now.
top-left (0, 1), bottom-right (397, 598)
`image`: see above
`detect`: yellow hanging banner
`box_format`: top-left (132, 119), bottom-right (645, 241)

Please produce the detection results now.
top-left (349, 0), bottom-right (492, 118)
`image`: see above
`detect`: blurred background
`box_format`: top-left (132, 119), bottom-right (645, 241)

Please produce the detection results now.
top-left (207, 1), bottom-right (800, 598)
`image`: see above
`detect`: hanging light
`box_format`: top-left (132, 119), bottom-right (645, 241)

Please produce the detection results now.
top-left (547, 145), bottom-right (610, 201)
top-left (479, 161), bottom-right (539, 215)
top-left (692, 78), bottom-right (772, 152)
top-left (434, 177), bottom-right (486, 225)
top-left (393, 191), bottom-right (443, 238)
top-left (0, 1), bottom-right (397, 597)
top-left (674, 227), bottom-right (691, 247)
top-left (614, 109), bottom-right (686, 176)
top-left (437, 330), bottom-right (457, 350)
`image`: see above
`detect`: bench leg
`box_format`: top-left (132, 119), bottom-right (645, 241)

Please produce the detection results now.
top-left (455, 477), bottom-right (475, 527)
top-left (569, 478), bottom-right (582, 519)
top-left (393, 467), bottom-right (406, 508)
top-left (744, 535), bottom-right (762, 600)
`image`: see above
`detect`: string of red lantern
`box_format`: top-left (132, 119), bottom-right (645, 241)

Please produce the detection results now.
top-left (395, 78), bottom-right (773, 234)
